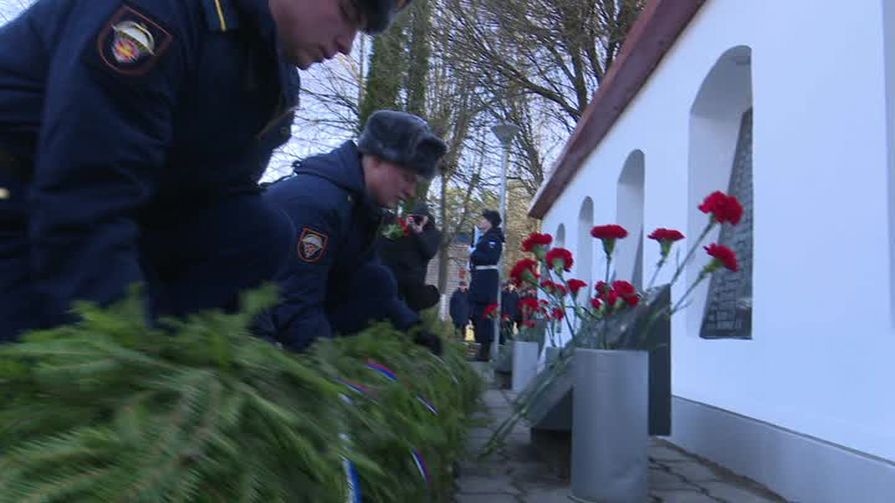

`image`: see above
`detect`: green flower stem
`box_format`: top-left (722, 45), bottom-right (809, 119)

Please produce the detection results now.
top-left (604, 254), bottom-right (612, 286)
top-left (669, 221), bottom-right (716, 286)
top-left (671, 269), bottom-right (709, 313)
top-left (647, 256), bottom-right (666, 290)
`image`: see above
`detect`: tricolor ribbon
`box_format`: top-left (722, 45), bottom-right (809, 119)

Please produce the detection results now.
top-left (411, 449), bottom-right (430, 486)
top-left (416, 395), bottom-right (438, 416)
top-left (366, 360), bottom-right (399, 381)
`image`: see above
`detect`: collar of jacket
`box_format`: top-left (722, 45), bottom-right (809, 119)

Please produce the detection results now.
top-left (229, 0), bottom-right (278, 46)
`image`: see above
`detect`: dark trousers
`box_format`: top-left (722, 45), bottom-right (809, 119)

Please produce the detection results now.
top-left (0, 186), bottom-right (292, 341)
top-left (471, 302), bottom-right (494, 346)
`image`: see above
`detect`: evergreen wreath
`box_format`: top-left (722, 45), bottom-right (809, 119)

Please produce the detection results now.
top-left (0, 287), bottom-right (481, 502)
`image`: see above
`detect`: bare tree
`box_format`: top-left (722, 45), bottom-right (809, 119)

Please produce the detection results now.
top-left (0, 0), bottom-right (35, 23)
top-left (444, 0), bottom-right (644, 129)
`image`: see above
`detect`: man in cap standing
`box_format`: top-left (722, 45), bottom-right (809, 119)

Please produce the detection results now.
top-left (469, 209), bottom-right (504, 361)
top-left (0, 0), bottom-right (411, 340)
top-left (262, 110), bottom-right (447, 353)
top-left (449, 281), bottom-right (471, 340)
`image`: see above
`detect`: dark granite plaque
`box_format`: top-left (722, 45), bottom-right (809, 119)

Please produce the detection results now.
top-left (700, 109), bottom-right (753, 339)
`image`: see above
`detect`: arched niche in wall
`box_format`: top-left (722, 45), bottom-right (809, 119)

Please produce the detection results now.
top-left (688, 45), bottom-right (753, 340)
top-left (616, 150), bottom-right (645, 289)
top-left (576, 197), bottom-right (594, 298)
top-left (555, 223), bottom-right (566, 248)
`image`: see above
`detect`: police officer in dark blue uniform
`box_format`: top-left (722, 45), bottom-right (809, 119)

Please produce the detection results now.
top-left (262, 110), bottom-right (446, 353)
top-left (0, 0), bottom-right (411, 340)
top-left (469, 209), bottom-right (504, 361)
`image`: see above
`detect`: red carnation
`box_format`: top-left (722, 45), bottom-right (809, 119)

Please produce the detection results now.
top-left (602, 289), bottom-right (619, 307)
top-left (698, 191), bottom-right (743, 225)
top-left (567, 279), bottom-right (588, 296)
top-left (551, 307), bottom-right (565, 320)
top-left (519, 297), bottom-right (540, 315)
top-left (626, 294), bottom-right (640, 307)
top-left (591, 224), bottom-right (629, 240)
top-left (648, 227), bottom-right (685, 258)
top-left (611, 280), bottom-right (636, 298)
top-left (704, 243), bottom-right (739, 272)
top-left (545, 247), bottom-right (574, 272)
top-left (398, 217), bottom-right (411, 236)
top-left (648, 228), bottom-right (685, 242)
top-left (591, 224), bottom-right (628, 258)
top-left (540, 280), bottom-right (566, 296)
top-left (510, 258), bottom-right (539, 286)
top-left (522, 232), bottom-right (553, 257)
top-left (595, 281), bottom-right (610, 295)
top-left (483, 303), bottom-right (500, 319)
top-left (590, 297), bottom-right (603, 310)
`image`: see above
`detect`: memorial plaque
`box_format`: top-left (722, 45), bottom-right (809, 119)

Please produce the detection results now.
top-left (701, 109), bottom-right (753, 339)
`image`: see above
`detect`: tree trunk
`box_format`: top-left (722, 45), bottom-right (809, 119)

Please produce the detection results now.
top-left (437, 175), bottom-right (450, 293)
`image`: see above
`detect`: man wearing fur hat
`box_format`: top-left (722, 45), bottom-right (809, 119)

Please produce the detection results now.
top-left (0, 0), bottom-right (411, 340)
top-left (262, 110), bottom-right (446, 353)
top-left (469, 209), bottom-right (505, 361)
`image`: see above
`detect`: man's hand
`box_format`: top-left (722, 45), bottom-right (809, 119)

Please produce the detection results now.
top-left (409, 215), bottom-right (428, 234)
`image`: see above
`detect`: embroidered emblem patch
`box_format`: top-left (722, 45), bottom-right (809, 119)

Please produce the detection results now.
top-left (97, 5), bottom-right (172, 75)
top-left (298, 227), bottom-right (328, 262)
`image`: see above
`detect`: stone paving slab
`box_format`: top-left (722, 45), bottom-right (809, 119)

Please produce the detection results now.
top-left (455, 362), bottom-right (786, 503)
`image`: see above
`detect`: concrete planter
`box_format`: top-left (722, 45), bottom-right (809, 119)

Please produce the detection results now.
top-left (544, 345), bottom-right (561, 366)
top-left (511, 341), bottom-right (539, 392)
top-left (571, 349), bottom-right (649, 503)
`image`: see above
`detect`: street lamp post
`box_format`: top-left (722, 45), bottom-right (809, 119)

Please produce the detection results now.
top-left (491, 123), bottom-right (520, 360)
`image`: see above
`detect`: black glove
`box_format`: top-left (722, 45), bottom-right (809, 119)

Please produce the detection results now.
top-left (406, 284), bottom-right (440, 311)
top-left (413, 330), bottom-right (443, 356)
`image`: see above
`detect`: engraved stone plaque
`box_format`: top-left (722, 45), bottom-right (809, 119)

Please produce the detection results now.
top-left (701, 109), bottom-right (753, 339)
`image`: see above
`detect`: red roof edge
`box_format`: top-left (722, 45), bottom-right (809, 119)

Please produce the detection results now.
top-left (528, 0), bottom-right (707, 219)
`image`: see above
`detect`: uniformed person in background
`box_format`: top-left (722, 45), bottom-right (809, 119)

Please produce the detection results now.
top-left (469, 209), bottom-right (504, 361)
top-left (449, 281), bottom-right (471, 340)
top-left (261, 110), bottom-right (446, 353)
top-left (0, 0), bottom-right (410, 341)
top-left (377, 201), bottom-right (442, 312)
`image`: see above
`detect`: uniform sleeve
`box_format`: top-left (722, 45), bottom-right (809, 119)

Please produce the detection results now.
top-left (470, 235), bottom-right (502, 266)
top-left (329, 255), bottom-right (420, 334)
top-left (269, 197), bottom-right (342, 352)
top-left (413, 225), bottom-right (441, 261)
top-left (30, 2), bottom-right (187, 325)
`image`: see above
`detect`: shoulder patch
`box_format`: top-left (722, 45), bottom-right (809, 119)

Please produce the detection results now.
top-left (297, 227), bottom-right (329, 263)
top-left (97, 5), bottom-right (173, 76)
top-left (489, 241), bottom-right (496, 248)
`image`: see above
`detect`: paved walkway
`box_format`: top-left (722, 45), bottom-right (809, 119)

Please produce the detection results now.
top-left (456, 364), bottom-right (785, 503)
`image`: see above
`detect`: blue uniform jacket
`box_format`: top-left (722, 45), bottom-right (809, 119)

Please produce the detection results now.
top-left (263, 141), bottom-right (420, 351)
top-left (449, 288), bottom-right (470, 326)
top-left (0, 0), bottom-right (299, 326)
top-left (469, 227), bottom-right (504, 304)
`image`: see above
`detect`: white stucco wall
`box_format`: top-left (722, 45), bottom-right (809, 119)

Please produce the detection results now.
top-left (542, 0), bottom-right (895, 466)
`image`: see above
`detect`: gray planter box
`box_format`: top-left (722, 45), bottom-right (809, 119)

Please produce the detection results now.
top-left (522, 285), bottom-right (672, 436)
top-left (511, 341), bottom-right (539, 392)
top-left (571, 349), bottom-right (649, 503)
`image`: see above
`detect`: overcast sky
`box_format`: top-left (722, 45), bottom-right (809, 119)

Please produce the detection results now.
top-left (0, 0), bottom-right (31, 22)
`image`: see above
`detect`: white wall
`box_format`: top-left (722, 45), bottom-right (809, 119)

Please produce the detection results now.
top-left (542, 0), bottom-right (895, 470)
top-left (616, 150), bottom-right (646, 288)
